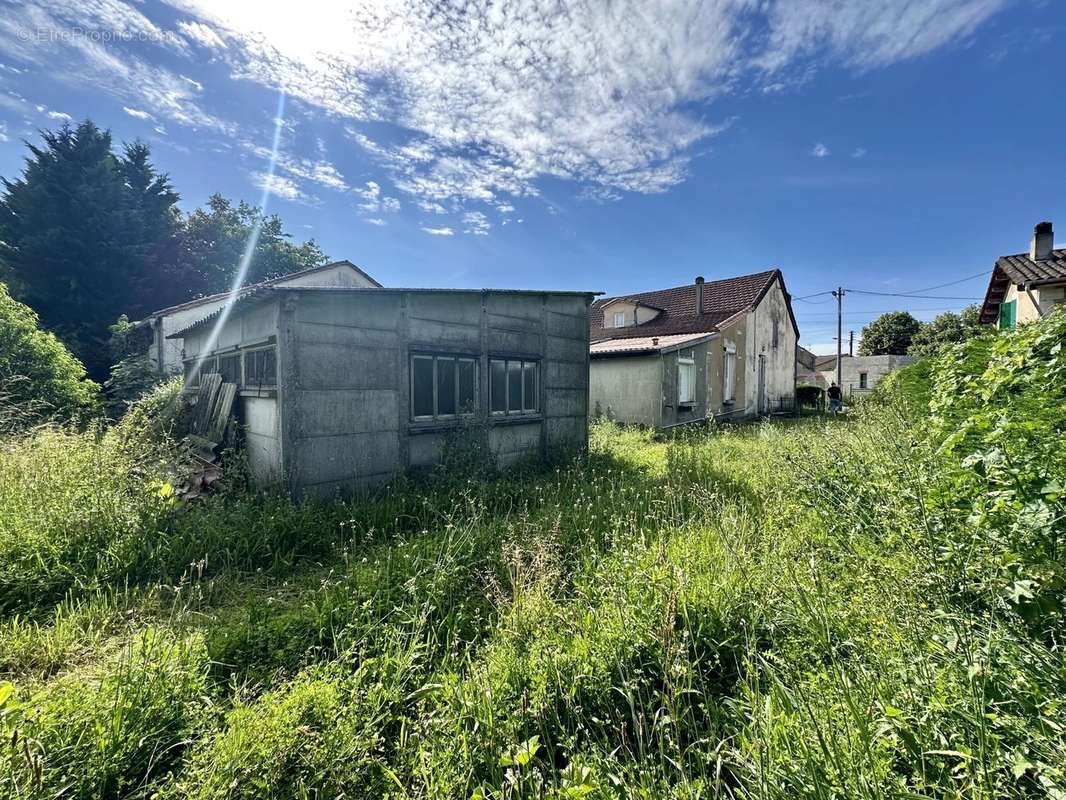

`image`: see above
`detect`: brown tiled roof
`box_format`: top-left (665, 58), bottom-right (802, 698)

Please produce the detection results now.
top-left (980, 249), bottom-right (1066, 323)
top-left (590, 269), bottom-right (794, 340)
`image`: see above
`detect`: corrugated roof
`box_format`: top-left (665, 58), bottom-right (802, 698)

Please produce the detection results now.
top-left (589, 269), bottom-right (795, 340)
top-left (169, 286), bottom-right (601, 339)
top-left (590, 332), bottom-right (715, 357)
top-left (980, 248), bottom-right (1066, 323)
top-left (148, 260), bottom-right (382, 318)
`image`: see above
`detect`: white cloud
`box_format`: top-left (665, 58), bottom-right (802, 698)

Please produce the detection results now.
top-left (47, 110), bottom-right (71, 121)
top-left (123, 106), bottom-right (154, 120)
top-left (177, 20), bottom-right (227, 50)
top-left (251, 171), bottom-right (304, 201)
top-left (160, 0), bottom-right (1005, 210)
top-left (810, 142), bottom-right (831, 158)
top-left (421, 226), bottom-right (454, 236)
top-left (462, 211), bottom-right (491, 236)
top-left (242, 140), bottom-right (349, 193)
top-left (0, 0), bottom-right (1008, 213)
top-left (0, 122), bottom-right (7, 142)
top-left (852, 147), bottom-right (867, 158)
top-left (0, 2), bottom-right (230, 133)
top-left (756, 0), bottom-right (1008, 72)
top-left (364, 217), bottom-right (387, 226)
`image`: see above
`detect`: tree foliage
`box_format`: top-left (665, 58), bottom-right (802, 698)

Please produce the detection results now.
top-left (0, 122), bottom-right (329, 382)
top-left (858, 310), bottom-right (922, 355)
top-left (907, 305), bottom-right (983, 356)
top-left (0, 281), bottom-right (99, 425)
top-left (179, 194), bottom-right (328, 297)
top-left (0, 122), bottom-right (181, 380)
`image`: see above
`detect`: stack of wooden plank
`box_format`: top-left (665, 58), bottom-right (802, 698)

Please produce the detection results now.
top-left (185, 372), bottom-right (237, 464)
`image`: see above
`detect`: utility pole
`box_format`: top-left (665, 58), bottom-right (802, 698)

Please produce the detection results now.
top-left (832, 287), bottom-right (845, 388)
top-left (849, 330), bottom-right (854, 357)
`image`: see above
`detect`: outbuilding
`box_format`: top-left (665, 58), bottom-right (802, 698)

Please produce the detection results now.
top-left (170, 286), bottom-right (596, 496)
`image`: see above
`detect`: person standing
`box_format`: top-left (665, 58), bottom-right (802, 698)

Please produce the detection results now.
top-left (827, 382), bottom-right (843, 415)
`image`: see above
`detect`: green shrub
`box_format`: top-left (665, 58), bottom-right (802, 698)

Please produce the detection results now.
top-left (0, 282), bottom-right (99, 427)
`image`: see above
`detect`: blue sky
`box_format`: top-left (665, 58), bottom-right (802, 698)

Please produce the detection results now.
top-left (0, 1), bottom-right (1063, 352)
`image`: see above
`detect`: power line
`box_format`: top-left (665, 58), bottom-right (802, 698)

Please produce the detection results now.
top-left (905, 270), bottom-right (991, 293)
top-left (844, 289), bottom-right (983, 301)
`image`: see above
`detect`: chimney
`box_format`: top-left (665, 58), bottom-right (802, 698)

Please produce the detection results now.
top-left (1030, 221), bottom-right (1054, 261)
top-left (695, 276), bottom-right (705, 315)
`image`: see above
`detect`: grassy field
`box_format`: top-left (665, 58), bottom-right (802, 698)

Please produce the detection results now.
top-left (1, 314), bottom-right (1064, 799)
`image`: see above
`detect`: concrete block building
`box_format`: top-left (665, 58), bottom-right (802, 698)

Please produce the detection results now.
top-left (170, 286), bottom-right (596, 496)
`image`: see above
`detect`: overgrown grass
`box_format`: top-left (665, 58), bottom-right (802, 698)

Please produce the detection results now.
top-left (1, 313), bottom-right (1064, 799)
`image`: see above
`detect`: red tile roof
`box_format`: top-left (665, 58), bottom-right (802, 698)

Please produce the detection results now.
top-left (590, 269), bottom-right (792, 340)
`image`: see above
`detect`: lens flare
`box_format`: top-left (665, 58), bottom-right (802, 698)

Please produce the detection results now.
top-left (189, 91), bottom-right (287, 384)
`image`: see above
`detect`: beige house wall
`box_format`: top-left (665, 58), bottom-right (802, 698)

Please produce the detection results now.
top-left (590, 356), bottom-right (663, 427)
top-left (1002, 282), bottom-right (1066, 326)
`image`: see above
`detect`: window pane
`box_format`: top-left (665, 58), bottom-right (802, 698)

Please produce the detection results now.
top-left (507, 360), bottom-right (523, 412)
top-left (412, 356), bottom-right (434, 417)
top-left (522, 362), bottom-right (537, 411)
top-left (436, 357), bottom-right (457, 416)
top-left (458, 359), bottom-right (476, 413)
top-left (261, 350), bottom-right (276, 384)
top-left (679, 361), bottom-right (694, 403)
top-left (490, 359), bottom-right (506, 412)
top-left (219, 354), bottom-right (240, 384)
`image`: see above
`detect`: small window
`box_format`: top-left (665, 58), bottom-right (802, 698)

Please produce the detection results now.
top-left (489, 358), bottom-right (539, 415)
top-left (678, 350), bottom-right (695, 404)
top-left (613, 311), bottom-right (626, 328)
top-left (411, 354), bottom-right (478, 420)
top-left (218, 354), bottom-right (241, 384)
top-left (244, 347), bottom-right (277, 387)
top-left (723, 344), bottom-right (736, 403)
top-left (859, 372), bottom-right (868, 390)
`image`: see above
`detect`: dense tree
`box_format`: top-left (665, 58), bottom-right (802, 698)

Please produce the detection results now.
top-left (0, 122), bottom-right (328, 382)
top-left (0, 282), bottom-right (99, 426)
top-left (178, 194), bottom-right (328, 297)
top-left (908, 305), bottom-right (983, 357)
top-left (0, 122), bottom-right (180, 379)
top-left (858, 311), bottom-right (922, 355)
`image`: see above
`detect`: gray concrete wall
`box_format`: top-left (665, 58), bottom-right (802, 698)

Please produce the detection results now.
top-left (744, 279), bottom-right (797, 414)
top-left (820, 354), bottom-right (916, 396)
top-left (590, 356), bottom-right (663, 427)
top-left (706, 314), bottom-right (748, 420)
top-left (285, 289), bottom-right (590, 496)
top-left (152, 263), bottom-right (377, 375)
top-left (181, 297), bottom-right (286, 487)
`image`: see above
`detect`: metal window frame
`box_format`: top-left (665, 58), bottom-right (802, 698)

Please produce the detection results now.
top-left (489, 357), bottom-right (540, 416)
top-left (243, 345), bottom-right (277, 389)
top-left (410, 352), bottom-right (479, 422)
